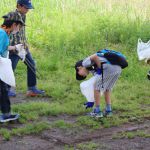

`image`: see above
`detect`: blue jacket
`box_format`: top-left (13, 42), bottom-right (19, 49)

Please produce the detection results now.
top-left (0, 28), bottom-right (9, 58)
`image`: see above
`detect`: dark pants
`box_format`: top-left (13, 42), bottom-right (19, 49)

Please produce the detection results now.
top-left (0, 80), bottom-right (11, 114)
top-left (9, 52), bottom-right (37, 88)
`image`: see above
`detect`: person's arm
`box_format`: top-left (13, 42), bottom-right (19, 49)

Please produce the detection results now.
top-left (0, 36), bottom-right (4, 56)
top-left (0, 32), bottom-right (8, 57)
top-left (90, 54), bottom-right (101, 68)
top-left (8, 46), bottom-right (16, 51)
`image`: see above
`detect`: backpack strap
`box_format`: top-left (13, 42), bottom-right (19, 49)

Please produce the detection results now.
top-left (101, 62), bottom-right (106, 89)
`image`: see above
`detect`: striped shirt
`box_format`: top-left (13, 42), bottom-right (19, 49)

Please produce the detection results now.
top-left (82, 56), bottom-right (122, 92)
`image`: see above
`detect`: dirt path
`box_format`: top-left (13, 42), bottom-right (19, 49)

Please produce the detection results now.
top-left (0, 93), bottom-right (149, 150)
top-left (0, 120), bottom-right (149, 150)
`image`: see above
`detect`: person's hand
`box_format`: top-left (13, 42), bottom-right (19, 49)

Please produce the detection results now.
top-left (96, 68), bottom-right (102, 75)
top-left (14, 44), bottom-right (26, 62)
top-left (8, 46), bottom-right (16, 51)
top-left (84, 102), bottom-right (94, 109)
top-left (15, 44), bottom-right (24, 52)
top-left (18, 49), bottom-right (27, 62)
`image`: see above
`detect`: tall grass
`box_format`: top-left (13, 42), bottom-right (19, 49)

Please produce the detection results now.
top-left (0, 0), bottom-right (149, 52)
top-left (0, 0), bottom-right (149, 96)
top-left (29, 0), bottom-right (150, 53)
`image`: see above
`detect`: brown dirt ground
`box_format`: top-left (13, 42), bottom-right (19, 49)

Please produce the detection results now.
top-left (0, 93), bottom-right (150, 150)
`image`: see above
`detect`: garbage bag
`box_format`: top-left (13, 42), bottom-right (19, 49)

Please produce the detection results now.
top-left (0, 57), bottom-right (15, 87)
top-left (137, 38), bottom-right (150, 61)
top-left (80, 76), bottom-right (97, 102)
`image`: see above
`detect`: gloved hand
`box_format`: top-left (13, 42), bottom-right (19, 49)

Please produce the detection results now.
top-left (13, 44), bottom-right (26, 62)
top-left (96, 68), bottom-right (102, 75)
top-left (18, 49), bottom-right (27, 62)
top-left (15, 44), bottom-right (24, 52)
top-left (84, 102), bottom-right (94, 109)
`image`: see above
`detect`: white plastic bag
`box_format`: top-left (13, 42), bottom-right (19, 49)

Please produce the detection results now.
top-left (15, 44), bottom-right (27, 62)
top-left (18, 48), bottom-right (27, 62)
top-left (80, 76), bottom-right (97, 102)
top-left (0, 57), bottom-right (16, 87)
top-left (137, 38), bottom-right (150, 61)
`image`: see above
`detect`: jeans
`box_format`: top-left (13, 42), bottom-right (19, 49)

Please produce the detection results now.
top-left (0, 80), bottom-right (11, 114)
top-left (9, 52), bottom-right (37, 88)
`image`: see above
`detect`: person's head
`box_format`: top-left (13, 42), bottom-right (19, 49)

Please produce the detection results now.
top-left (1, 12), bottom-right (25, 34)
top-left (17, 0), bottom-right (34, 14)
top-left (75, 60), bottom-right (89, 80)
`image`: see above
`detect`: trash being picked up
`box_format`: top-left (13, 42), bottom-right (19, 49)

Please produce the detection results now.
top-left (137, 38), bottom-right (150, 61)
top-left (15, 44), bottom-right (27, 62)
top-left (80, 76), bottom-right (97, 103)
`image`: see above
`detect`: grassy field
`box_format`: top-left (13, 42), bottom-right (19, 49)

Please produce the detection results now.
top-left (0, 0), bottom-right (150, 143)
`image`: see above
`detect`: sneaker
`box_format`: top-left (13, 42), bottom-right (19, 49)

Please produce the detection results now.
top-left (103, 110), bottom-right (113, 117)
top-left (95, 111), bottom-right (103, 118)
top-left (26, 87), bottom-right (45, 97)
top-left (88, 110), bottom-right (103, 118)
top-left (8, 90), bottom-right (16, 97)
top-left (0, 114), bottom-right (19, 123)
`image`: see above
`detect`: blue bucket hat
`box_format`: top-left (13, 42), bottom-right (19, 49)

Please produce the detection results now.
top-left (17, 0), bottom-right (34, 9)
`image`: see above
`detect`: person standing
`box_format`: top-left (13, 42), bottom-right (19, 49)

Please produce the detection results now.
top-left (75, 49), bottom-right (128, 118)
top-left (7, 0), bottom-right (45, 97)
top-left (0, 13), bottom-right (24, 122)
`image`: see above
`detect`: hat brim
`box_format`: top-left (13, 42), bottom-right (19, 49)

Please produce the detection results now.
top-left (2, 15), bottom-right (25, 26)
top-left (24, 4), bottom-right (34, 9)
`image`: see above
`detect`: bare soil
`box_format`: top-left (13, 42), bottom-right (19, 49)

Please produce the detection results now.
top-left (0, 93), bottom-right (149, 150)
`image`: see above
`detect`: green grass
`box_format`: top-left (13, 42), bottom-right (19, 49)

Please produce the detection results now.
top-left (0, 120), bottom-right (74, 140)
top-left (0, 0), bottom-right (150, 140)
top-left (51, 120), bottom-right (73, 129)
top-left (64, 142), bottom-right (99, 150)
top-left (113, 130), bottom-right (150, 139)
top-left (76, 142), bottom-right (99, 150)
top-left (0, 122), bottom-right (51, 140)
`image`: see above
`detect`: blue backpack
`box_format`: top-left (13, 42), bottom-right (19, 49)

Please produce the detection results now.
top-left (97, 49), bottom-right (128, 69)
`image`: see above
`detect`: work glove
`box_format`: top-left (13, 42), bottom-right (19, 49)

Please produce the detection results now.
top-left (18, 49), bottom-right (27, 62)
top-left (15, 44), bottom-right (27, 62)
top-left (96, 68), bottom-right (102, 75)
top-left (84, 102), bottom-right (94, 109)
top-left (15, 44), bottom-right (24, 52)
